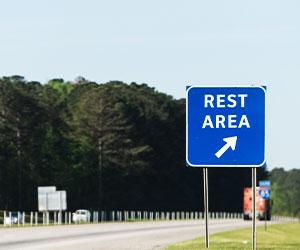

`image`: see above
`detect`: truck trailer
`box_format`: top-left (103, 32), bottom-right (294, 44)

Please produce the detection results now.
top-left (243, 187), bottom-right (271, 220)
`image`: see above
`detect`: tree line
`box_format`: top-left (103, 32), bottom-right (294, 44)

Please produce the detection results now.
top-left (270, 168), bottom-right (300, 216)
top-left (1, 76), bottom-right (269, 212)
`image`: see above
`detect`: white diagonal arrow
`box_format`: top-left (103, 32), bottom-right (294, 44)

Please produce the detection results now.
top-left (215, 136), bottom-right (237, 158)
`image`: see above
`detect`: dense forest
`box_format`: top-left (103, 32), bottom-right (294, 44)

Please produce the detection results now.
top-left (1, 75), bottom-right (293, 215)
top-left (270, 168), bottom-right (300, 216)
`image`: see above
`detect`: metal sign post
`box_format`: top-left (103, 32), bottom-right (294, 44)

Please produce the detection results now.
top-left (264, 206), bottom-right (267, 231)
top-left (203, 168), bottom-right (209, 248)
top-left (252, 167), bottom-right (256, 250)
top-left (258, 181), bottom-right (272, 232)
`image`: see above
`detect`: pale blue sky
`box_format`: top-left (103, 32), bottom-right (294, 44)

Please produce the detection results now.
top-left (1, 0), bottom-right (299, 170)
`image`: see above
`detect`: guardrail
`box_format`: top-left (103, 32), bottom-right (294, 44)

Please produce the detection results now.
top-left (0, 210), bottom-right (298, 227)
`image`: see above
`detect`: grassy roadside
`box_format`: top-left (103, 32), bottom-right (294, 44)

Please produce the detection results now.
top-left (164, 223), bottom-right (300, 250)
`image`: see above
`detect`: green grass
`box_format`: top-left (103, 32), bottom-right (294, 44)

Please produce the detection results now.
top-left (165, 223), bottom-right (300, 250)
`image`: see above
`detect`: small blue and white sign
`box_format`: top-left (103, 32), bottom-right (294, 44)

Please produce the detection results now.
top-left (259, 180), bottom-right (271, 187)
top-left (259, 188), bottom-right (272, 200)
top-left (186, 86), bottom-right (266, 167)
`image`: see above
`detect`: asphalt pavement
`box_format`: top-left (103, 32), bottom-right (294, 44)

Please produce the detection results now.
top-left (0, 219), bottom-right (265, 250)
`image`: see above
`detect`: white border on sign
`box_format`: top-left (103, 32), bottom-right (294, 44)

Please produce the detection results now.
top-left (185, 85), bottom-right (267, 168)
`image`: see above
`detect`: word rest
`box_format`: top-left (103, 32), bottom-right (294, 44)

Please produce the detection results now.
top-left (202, 94), bottom-right (250, 129)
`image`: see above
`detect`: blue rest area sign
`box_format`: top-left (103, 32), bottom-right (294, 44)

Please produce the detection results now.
top-left (186, 86), bottom-right (266, 167)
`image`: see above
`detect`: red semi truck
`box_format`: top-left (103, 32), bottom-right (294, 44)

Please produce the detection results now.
top-left (243, 187), bottom-right (271, 220)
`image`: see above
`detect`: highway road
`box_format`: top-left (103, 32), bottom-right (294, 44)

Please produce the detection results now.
top-left (0, 219), bottom-right (267, 250)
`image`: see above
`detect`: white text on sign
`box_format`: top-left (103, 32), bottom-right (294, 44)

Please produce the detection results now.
top-left (202, 94), bottom-right (250, 129)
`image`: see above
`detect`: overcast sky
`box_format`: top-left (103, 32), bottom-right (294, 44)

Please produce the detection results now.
top-left (1, 0), bottom-right (299, 170)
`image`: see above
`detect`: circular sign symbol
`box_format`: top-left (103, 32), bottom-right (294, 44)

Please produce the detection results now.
top-left (259, 189), bottom-right (272, 200)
